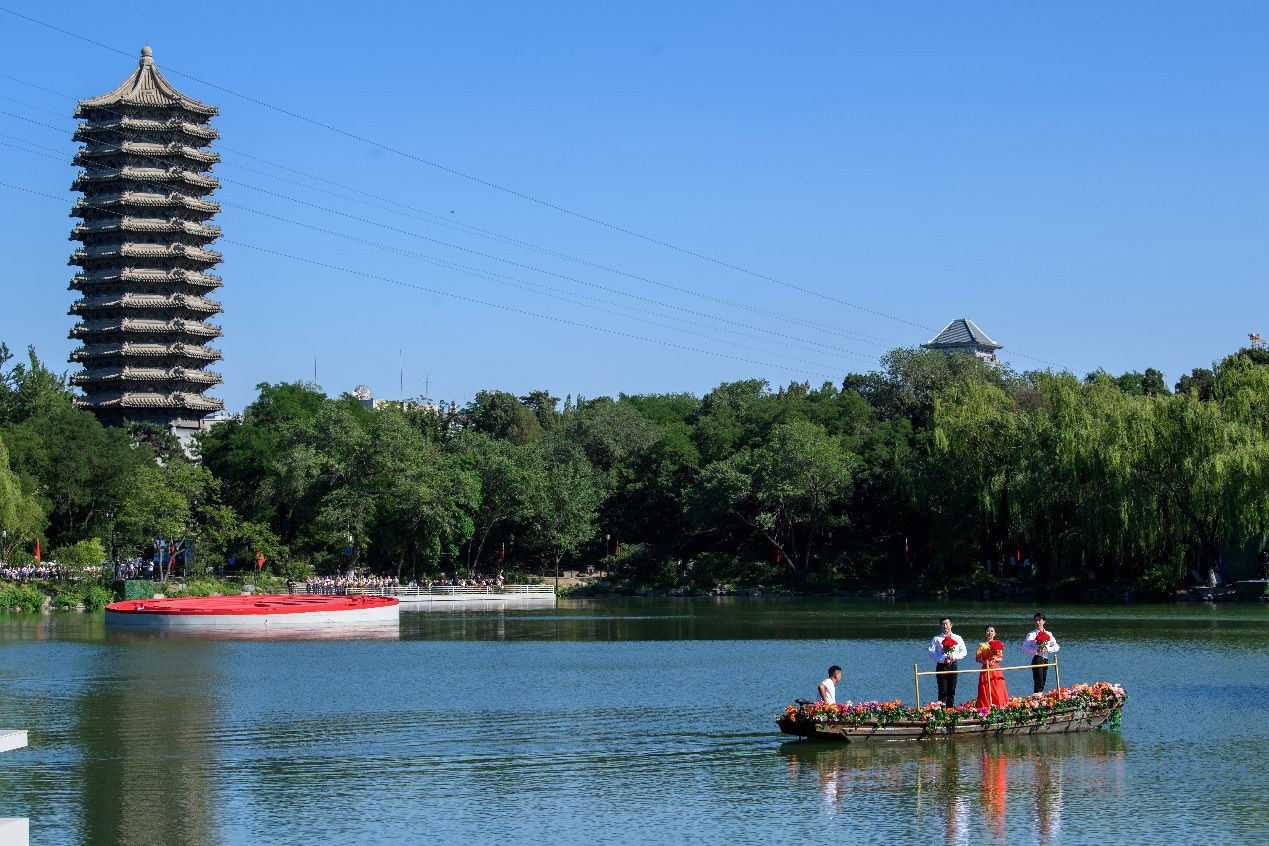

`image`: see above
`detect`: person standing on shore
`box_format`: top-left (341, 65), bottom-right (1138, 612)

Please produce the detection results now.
top-left (1021, 612), bottom-right (1059, 693)
top-left (927, 617), bottom-right (967, 707)
top-left (818, 666), bottom-right (842, 705)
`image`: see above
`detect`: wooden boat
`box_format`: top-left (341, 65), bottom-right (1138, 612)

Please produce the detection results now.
top-left (777, 682), bottom-right (1126, 743)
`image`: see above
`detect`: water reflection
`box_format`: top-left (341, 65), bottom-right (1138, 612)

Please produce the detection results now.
top-left (780, 733), bottom-right (1126, 843)
top-left (75, 644), bottom-right (225, 846)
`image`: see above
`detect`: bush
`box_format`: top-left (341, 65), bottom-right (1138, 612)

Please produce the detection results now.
top-left (0, 584), bottom-right (46, 613)
top-left (49, 538), bottom-right (106, 568)
top-left (268, 558), bottom-right (313, 581)
top-left (51, 590), bottom-right (84, 609)
top-left (1138, 559), bottom-right (1184, 598)
top-left (82, 585), bottom-right (115, 611)
top-left (170, 579), bottom-right (230, 597)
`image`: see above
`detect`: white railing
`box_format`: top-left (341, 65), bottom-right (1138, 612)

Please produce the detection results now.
top-left (299, 584), bottom-right (556, 597)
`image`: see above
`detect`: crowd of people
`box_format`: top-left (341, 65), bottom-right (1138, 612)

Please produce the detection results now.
top-left (300, 573), bottom-right (508, 594)
top-left (817, 612), bottom-right (1061, 710)
top-left (0, 563), bottom-right (107, 582)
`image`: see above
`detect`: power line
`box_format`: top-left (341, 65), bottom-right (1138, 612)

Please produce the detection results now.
top-left (0, 179), bottom-right (849, 382)
top-left (1, 135), bottom-right (873, 370)
top-left (0, 52), bottom-right (1066, 371)
top-left (0, 70), bottom-right (905, 349)
top-left (0, 5), bottom-right (938, 331)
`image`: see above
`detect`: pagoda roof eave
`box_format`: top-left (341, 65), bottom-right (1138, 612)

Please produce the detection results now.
top-left (70, 342), bottom-right (223, 362)
top-left (76, 48), bottom-right (217, 117)
top-left (76, 394), bottom-right (225, 412)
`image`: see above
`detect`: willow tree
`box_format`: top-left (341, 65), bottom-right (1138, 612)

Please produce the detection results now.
top-left (930, 378), bottom-right (1056, 577)
top-left (0, 432), bottom-right (43, 561)
top-left (1047, 358), bottom-right (1269, 590)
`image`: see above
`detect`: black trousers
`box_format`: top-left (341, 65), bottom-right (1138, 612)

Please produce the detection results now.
top-left (935, 661), bottom-right (958, 707)
top-left (1032, 655), bottom-right (1049, 693)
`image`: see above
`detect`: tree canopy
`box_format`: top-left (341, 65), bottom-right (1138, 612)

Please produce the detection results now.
top-left (6, 337), bottom-right (1267, 596)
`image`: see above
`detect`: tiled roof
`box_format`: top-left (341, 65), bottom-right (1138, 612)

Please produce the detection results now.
top-left (71, 317), bottom-right (222, 339)
top-left (75, 142), bottom-right (220, 165)
top-left (72, 167), bottom-right (219, 190)
top-left (70, 342), bottom-right (223, 362)
top-left (70, 293), bottom-right (223, 315)
top-left (77, 392), bottom-right (224, 412)
top-left (922, 318), bottom-right (1002, 351)
top-left (76, 48), bottom-right (216, 117)
top-left (72, 367), bottom-right (223, 386)
top-left (75, 117), bottom-right (218, 141)
top-left (72, 193), bottom-right (220, 214)
top-left (72, 217), bottom-right (221, 238)
top-left (72, 269), bottom-right (223, 289)
top-left (70, 243), bottom-right (223, 265)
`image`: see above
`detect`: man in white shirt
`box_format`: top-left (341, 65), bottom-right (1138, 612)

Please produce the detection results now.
top-left (818, 666), bottom-right (842, 705)
top-left (1021, 612), bottom-right (1060, 693)
top-left (927, 617), bottom-right (968, 707)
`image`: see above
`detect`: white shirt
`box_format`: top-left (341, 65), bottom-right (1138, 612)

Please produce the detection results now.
top-left (818, 677), bottom-right (837, 705)
top-left (928, 632), bottom-right (968, 664)
top-left (1021, 629), bottom-right (1060, 657)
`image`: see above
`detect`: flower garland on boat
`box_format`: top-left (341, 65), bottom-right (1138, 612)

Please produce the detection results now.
top-left (782, 682), bottom-right (1126, 735)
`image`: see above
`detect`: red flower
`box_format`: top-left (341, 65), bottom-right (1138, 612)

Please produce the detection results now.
top-left (942, 636), bottom-right (957, 648)
top-left (1036, 632), bottom-right (1051, 643)
top-left (988, 640), bottom-right (1004, 651)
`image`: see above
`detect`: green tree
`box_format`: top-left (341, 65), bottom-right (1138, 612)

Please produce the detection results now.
top-left (519, 390), bottom-right (561, 432)
top-left (1175, 367), bottom-right (1215, 400)
top-left (1142, 368), bottom-right (1170, 396)
top-left (455, 431), bottom-right (535, 569)
top-left (524, 440), bottom-right (601, 583)
top-left (465, 390), bottom-right (543, 445)
top-left (689, 419), bottom-right (856, 580)
top-left (0, 431), bottom-right (44, 561)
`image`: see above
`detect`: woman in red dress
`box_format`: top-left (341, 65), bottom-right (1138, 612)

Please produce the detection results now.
top-left (975, 625), bottom-right (1009, 708)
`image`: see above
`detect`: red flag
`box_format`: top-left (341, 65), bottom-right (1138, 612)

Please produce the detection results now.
top-left (614, 540), bottom-right (619, 555)
top-left (1016, 548), bottom-right (1022, 562)
top-left (35, 537), bottom-right (40, 564)
top-left (256, 549), bottom-right (266, 570)
top-left (776, 548), bottom-right (782, 565)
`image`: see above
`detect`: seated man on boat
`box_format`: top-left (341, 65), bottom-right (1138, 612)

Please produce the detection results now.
top-left (975, 625), bottom-right (1008, 708)
top-left (818, 666), bottom-right (842, 705)
top-left (927, 617), bottom-right (967, 707)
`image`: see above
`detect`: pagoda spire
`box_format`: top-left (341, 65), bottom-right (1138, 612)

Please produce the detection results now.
top-left (68, 48), bottom-right (225, 442)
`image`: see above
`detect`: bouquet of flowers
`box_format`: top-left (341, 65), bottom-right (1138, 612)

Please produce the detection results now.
top-left (942, 636), bottom-right (958, 658)
top-left (1035, 631), bottom-right (1052, 653)
top-left (977, 640), bottom-right (1005, 664)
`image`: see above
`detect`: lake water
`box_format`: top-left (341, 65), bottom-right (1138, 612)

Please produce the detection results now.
top-left (1, 598), bottom-right (1266, 844)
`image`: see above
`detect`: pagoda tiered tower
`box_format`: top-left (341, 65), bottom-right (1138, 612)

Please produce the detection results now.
top-left (68, 46), bottom-right (224, 439)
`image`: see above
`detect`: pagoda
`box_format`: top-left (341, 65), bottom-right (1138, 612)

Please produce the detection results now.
top-left (67, 46), bottom-right (224, 441)
top-left (921, 318), bottom-right (1003, 366)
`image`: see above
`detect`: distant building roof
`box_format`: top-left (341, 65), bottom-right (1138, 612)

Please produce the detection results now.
top-left (921, 318), bottom-right (1002, 351)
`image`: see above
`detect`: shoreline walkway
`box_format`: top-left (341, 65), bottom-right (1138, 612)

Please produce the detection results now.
top-left (296, 584), bottom-right (557, 608)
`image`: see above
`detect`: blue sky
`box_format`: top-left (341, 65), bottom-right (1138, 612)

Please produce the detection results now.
top-left (1, 2), bottom-right (1266, 411)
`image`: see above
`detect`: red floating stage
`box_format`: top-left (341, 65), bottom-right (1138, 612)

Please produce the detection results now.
top-left (105, 593), bottom-right (400, 635)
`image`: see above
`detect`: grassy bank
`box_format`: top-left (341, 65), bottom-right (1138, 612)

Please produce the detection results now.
top-left (0, 573), bottom-right (294, 613)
